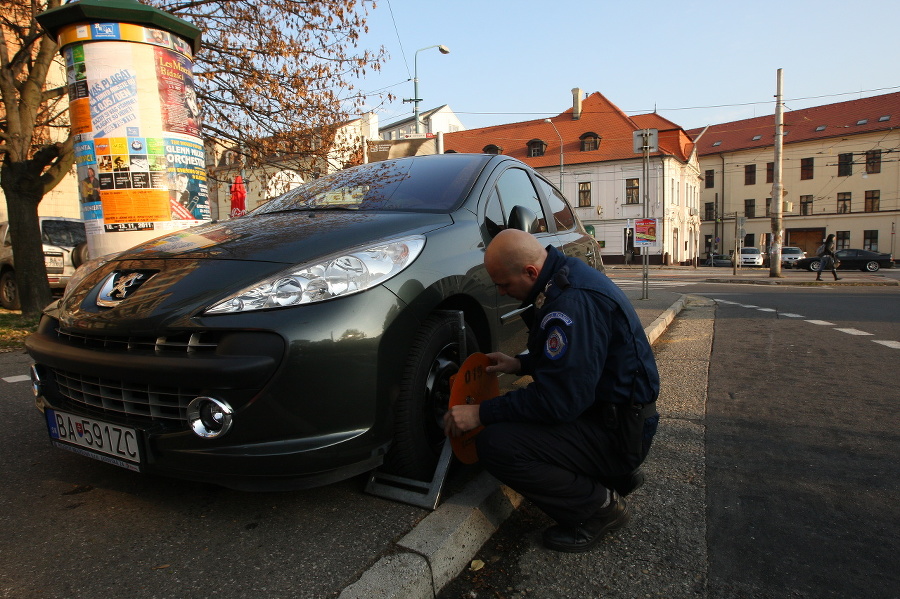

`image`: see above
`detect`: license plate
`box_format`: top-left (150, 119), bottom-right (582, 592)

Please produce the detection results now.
top-left (46, 409), bottom-right (141, 472)
top-left (44, 254), bottom-right (64, 270)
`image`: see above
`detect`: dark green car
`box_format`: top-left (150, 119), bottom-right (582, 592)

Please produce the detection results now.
top-left (26, 153), bottom-right (603, 490)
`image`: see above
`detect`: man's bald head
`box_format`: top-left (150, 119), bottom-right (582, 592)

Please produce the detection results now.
top-left (484, 229), bottom-right (547, 300)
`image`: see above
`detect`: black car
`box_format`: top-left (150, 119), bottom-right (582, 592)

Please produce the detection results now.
top-left (704, 254), bottom-right (733, 267)
top-left (796, 248), bottom-right (895, 272)
top-left (26, 154), bottom-right (603, 490)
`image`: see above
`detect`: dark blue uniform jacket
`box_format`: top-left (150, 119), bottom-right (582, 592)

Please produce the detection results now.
top-left (480, 246), bottom-right (660, 426)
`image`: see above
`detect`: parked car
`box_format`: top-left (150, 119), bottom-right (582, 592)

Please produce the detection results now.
top-left (26, 154), bottom-right (603, 490)
top-left (739, 247), bottom-right (764, 267)
top-left (0, 217), bottom-right (88, 310)
top-left (779, 246), bottom-right (806, 267)
top-left (796, 248), bottom-right (895, 272)
top-left (704, 254), bottom-right (733, 267)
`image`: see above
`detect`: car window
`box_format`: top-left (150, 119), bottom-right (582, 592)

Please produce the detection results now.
top-left (41, 220), bottom-right (86, 247)
top-left (494, 168), bottom-right (548, 233)
top-left (836, 250), bottom-right (855, 258)
top-left (534, 177), bottom-right (576, 231)
top-left (484, 188), bottom-right (506, 238)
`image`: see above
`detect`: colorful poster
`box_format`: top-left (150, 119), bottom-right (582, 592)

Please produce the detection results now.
top-left (634, 218), bottom-right (659, 246)
top-left (58, 22), bottom-right (207, 255)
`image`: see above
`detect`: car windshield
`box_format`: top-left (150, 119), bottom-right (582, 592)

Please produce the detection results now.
top-left (254, 154), bottom-right (492, 215)
top-left (741, 248), bottom-right (759, 254)
top-left (41, 220), bottom-right (86, 247)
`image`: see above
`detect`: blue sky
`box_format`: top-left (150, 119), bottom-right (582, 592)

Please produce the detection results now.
top-left (353, 0), bottom-right (900, 132)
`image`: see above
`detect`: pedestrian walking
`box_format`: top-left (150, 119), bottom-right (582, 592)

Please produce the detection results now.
top-left (815, 234), bottom-right (841, 281)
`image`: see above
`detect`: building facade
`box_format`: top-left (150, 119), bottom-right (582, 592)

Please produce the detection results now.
top-left (444, 89), bottom-right (702, 264)
top-left (689, 92), bottom-right (900, 260)
top-left (379, 105), bottom-right (464, 140)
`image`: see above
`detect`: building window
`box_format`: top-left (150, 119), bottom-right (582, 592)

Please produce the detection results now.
top-left (765, 198), bottom-right (771, 217)
top-left (705, 170), bottom-right (714, 188)
top-left (865, 190), bottom-right (880, 212)
top-left (838, 153), bottom-right (853, 177)
top-left (744, 199), bottom-right (755, 218)
top-left (744, 233), bottom-right (755, 248)
top-left (800, 158), bottom-right (814, 180)
top-left (526, 139), bottom-right (546, 157)
top-left (766, 162), bottom-right (774, 184)
top-left (863, 230), bottom-right (878, 252)
top-left (580, 133), bottom-right (600, 151)
top-left (578, 182), bottom-right (591, 207)
top-left (704, 202), bottom-right (714, 221)
top-left (482, 144), bottom-right (502, 155)
top-left (625, 178), bottom-right (640, 204)
top-left (837, 192), bottom-right (851, 213)
top-left (744, 164), bottom-right (756, 185)
top-left (800, 194), bottom-right (813, 215)
top-left (866, 150), bottom-right (882, 174)
top-left (836, 231), bottom-right (850, 250)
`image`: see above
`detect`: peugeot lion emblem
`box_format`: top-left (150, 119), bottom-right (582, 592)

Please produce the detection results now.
top-left (97, 271), bottom-right (149, 307)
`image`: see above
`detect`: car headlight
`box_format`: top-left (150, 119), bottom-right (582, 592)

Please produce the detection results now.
top-left (204, 235), bottom-right (425, 314)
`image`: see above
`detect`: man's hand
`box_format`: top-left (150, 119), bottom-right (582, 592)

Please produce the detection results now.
top-left (485, 352), bottom-right (520, 375)
top-left (443, 404), bottom-right (482, 438)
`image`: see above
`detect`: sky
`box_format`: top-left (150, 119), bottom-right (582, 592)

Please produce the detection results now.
top-left (352, 0), bottom-right (900, 133)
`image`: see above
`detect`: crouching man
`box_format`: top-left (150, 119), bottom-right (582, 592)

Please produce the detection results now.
top-left (444, 229), bottom-right (660, 552)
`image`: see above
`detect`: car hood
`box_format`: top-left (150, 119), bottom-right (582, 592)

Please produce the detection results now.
top-left (116, 211), bottom-right (453, 263)
top-left (50, 211), bottom-right (453, 333)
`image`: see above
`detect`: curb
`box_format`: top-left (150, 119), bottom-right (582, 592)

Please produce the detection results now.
top-left (338, 295), bottom-right (689, 599)
top-left (705, 277), bottom-right (899, 286)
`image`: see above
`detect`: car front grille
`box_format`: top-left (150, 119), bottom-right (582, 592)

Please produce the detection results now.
top-left (52, 368), bottom-right (197, 426)
top-left (55, 328), bottom-right (220, 354)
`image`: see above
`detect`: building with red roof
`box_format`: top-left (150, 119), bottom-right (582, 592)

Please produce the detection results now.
top-left (688, 92), bottom-right (900, 261)
top-left (443, 89), bottom-right (703, 264)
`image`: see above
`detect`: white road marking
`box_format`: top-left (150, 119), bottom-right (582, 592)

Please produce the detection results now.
top-left (756, 308), bottom-right (776, 312)
top-left (834, 328), bottom-right (873, 336)
top-left (3, 375), bottom-right (31, 383)
top-left (805, 320), bottom-right (835, 326)
top-left (779, 313), bottom-right (805, 318)
top-left (873, 340), bottom-right (900, 349)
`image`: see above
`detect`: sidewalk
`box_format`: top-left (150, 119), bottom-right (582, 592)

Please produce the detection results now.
top-left (607, 264), bottom-right (899, 286)
top-left (338, 289), bottom-right (689, 599)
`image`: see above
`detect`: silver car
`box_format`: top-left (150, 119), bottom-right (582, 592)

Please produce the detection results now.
top-left (780, 246), bottom-right (807, 268)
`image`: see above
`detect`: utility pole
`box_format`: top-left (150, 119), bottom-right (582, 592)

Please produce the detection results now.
top-left (770, 68), bottom-right (785, 277)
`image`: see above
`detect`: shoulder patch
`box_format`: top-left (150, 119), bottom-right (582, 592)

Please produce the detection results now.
top-left (540, 311), bottom-right (573, 330)
top-left (544, 326), bottom-right (568, 360)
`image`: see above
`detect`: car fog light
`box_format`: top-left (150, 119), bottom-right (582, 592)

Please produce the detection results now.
top-left (187, 397), bottom-right (233, 439)
top-left (30, 364), bottom-right (43, 398)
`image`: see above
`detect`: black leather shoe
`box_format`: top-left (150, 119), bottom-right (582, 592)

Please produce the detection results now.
top-left (542, 493), bottom-right (630, 553)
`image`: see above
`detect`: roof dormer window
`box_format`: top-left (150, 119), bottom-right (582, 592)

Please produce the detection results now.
top-left (527, 139), bottom-right (547, 158)
top-left (579, 132), bottom-right (600, 151)
top-left (483, 144), bottom-right (502, 155)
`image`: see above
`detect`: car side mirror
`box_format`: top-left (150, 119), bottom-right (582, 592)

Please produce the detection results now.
top-left (508, 205), bottom-right (538, 234)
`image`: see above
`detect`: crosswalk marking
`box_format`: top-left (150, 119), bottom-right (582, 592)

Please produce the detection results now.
top-left (3, 375), bottom-right (30, 383)
top-left (873, 340), bottom-right (900, 349)
top-left (834, 328), bottom-right (873, 336)
top-left (805, 320), bottom-right (835, 326)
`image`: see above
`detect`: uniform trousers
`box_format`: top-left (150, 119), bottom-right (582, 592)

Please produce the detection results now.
top-left (475, 418), bottom-right (631, 527)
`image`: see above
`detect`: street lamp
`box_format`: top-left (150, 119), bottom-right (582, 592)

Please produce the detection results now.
top-left (403, 44), bottom-right (450, 134)
top-left (544, 118), bottom-right (564, 189)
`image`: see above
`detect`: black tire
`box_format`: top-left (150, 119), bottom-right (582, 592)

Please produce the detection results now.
top-left (383, 314), bottom-right (479, 481)
top-left (864, 261), bottom-right (880, 272)
top-left (0, 270), bottom-right (20, 310)
top-left (808, 260), bottom-right (821, 272)
top-left (71, 242), bottom-right (89, 269)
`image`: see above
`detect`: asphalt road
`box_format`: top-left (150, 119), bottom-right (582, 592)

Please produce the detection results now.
top-left (437, 280), bottom-right (900, 598)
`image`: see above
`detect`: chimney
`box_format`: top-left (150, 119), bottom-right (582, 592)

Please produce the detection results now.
top-left (572, 87), bottom-right (583, 120)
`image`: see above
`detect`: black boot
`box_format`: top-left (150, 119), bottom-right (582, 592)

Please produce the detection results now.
top-left (816, 274), bottom-right (822, 281)
top-left (542, 492), bottom-right (630, 553)
top-left (833, 272), bottom-right (841, 281)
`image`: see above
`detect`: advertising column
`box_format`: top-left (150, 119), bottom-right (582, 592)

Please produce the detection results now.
top-left (39, 1), bottom-right (205, 258)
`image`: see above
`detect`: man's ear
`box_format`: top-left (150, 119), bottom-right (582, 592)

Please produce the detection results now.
top-left (524, 264), bottom-right (540, 281)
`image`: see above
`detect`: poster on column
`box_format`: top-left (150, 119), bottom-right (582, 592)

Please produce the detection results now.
top-left (633, 218), bottom-right (659, 247)
top-left (59, 22), bottom-right (208, 248)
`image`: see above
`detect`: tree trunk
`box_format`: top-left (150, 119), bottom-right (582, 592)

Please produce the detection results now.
top-left (1, 160), bottom-right (53, 317)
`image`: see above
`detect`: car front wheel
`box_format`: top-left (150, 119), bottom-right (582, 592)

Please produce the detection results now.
top-left (0, 271), bottom-right (19, 310)
top-left (384, 313), bottom-right (479, 481)
top-left (864, 261), bottom-right (880, 272)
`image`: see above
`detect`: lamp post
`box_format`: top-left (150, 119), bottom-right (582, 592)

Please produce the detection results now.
top-left (403, 44), bottom-right (450, 134)
top-left (544, 118), bottom-right (564, 189)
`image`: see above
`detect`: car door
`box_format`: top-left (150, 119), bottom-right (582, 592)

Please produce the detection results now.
top-left (480, 165), bottom-right (558, 358)
top-left (835, 249), bottom-right (857, 268)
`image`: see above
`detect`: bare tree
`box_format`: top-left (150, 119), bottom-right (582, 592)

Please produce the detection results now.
top-left (0, 0), bottom-right (385, 316)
